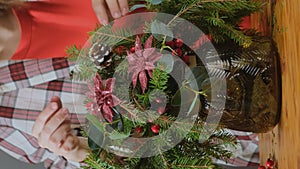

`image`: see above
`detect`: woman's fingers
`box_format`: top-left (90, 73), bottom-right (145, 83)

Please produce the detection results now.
top-left (105, 0), bottom-right (121, 19)
top-left (37, 108), bottom-right (70, 148)
top-left (107, 0), bottom-right (129, 17)
top-left (31, 96), bottom-right (88, 162)
top-left (92, 0), bottom-right (109, 25)
top-left (32, 102), bottom-right (58, 138)
top-left (50, 96), bottom-right (63, 109)
top-left (60, 134), bottom-right (79, 153)
top-left (92, 0), bottom-right (129, 25)
top-left (118, 0), bottom-right (129, 15)
top-left (48, 121), bottom-right (72, 149)
top-left (32, 96), bottom-right (62, 138)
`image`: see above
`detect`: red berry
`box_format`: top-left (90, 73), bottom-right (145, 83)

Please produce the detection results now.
top-left (135, 126), bottom-right (143, 133)
top-left (155, 97), bottom-right (163, 104)
top-left (175, 39), bottom-right (183, 47)
top-left (166, 41), bottom-right (175, 48)
top-left (151, 124), bottom-right (160, 134)
top-left (130, 46), bottom-right (135, 53)
top-left (157, 107), bottom-right (165, 114)
top-left (266, 159), bottom-right (274, 168)
top-left (258, 166), bottom-right (266, 169)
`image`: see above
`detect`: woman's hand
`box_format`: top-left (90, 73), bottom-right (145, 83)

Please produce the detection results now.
top-left (92, 0), bottom-right (129, 25)
top-left (32, 96), bottom-right (88, 162)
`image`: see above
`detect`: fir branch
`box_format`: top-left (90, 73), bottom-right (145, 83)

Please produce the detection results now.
top-left (126, 139), bottom-right (150, 160)
top-left (114, 58), bottom-right (129, 75)
top-left (156, 116), bottom-right (177, 128)
top-left (65, 45), bottom-right (81, 62)
top-left (204, 15), bottom-right (252, 46)
top-left (149, 67), bottom-right (169, 91)
top-left (83, 151), bottom-right (116, 169)
top-left (158, 148), bottom-right (169, 168)
top-left (166, 0), bottom-right (241, 27)
top-left (92, 25), bottom-right (135, 46)
top-left (72, 56), bottom-right (98, 81)
top-left (94, 31), bottom-right (135, 43)
top-left (133, 87), bottom-right (151, 110)
top-left (171, 157), bottom-right (214, 169)
top-left (133, 95), bottom-right (146, 111)
top-left (119, 102), bottom-right (151, 124)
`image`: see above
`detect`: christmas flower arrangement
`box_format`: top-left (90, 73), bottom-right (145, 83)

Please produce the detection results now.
top-left (68, 0), bottom-right (281, 168)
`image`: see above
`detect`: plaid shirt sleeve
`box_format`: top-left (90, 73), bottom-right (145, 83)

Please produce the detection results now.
top-left (0, 58), bottom-right (86, 169)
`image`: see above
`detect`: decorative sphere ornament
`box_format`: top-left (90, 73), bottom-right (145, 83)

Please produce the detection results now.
top-left (151, 124), bottom-right (160, 134)
top-left (130, 46), bottom-right (135, 53)
top-left (155, 97), bottom-right (163, 104)
top-left (135, 126), bottom-right (143, 133)
top-left (266, 159), bottom-right (274, 168)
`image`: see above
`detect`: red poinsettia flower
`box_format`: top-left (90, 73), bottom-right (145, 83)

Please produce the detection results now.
top-left (87, 73), bottom-right (121, 123)
top-left (127, 35), bottom-right (163, 93)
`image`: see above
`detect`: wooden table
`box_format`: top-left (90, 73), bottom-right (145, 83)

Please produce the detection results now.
top-left (251, 0), bottom-right (300, 168)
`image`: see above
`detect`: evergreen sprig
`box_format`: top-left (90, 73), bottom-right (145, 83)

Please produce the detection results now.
top-left (149, 67), bottom-right (169, 91)
top-left (154, 0), bottom-right (265, 46)
top-left (171, 156), bottom-right (214, 169)
top-left (92, 24), bottom-right (135, 46)
top-left (65, 45), bottom-right (81, 62)
top-left (72, 56), bottom-right (98, 81)
top-left (83, 150), bottom-right (116, 169)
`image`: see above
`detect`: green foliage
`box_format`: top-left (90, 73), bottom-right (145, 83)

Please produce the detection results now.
top-left (171, 156), bottom-right (214, 169)
top-left (83, 128), bottom-right (237, 169)
top-left (82, 150), bottom-right (116, 169)
top-left (66, 45), bottom-right (97, 81)
top-left (132, 67), bottom-right (170, 110)
top-left (92, 24), bottom-right (135, 46)
top-left (66, 46), bottom-right (97, 81)
top-left (149, 67), bottom-right (169, 91)
top-left (65, 45), bottom-right (81, 62)
top-left (153, 0), bottom-right (266, 46)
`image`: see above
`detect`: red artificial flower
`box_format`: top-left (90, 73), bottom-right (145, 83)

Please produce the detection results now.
top-left (127, 35), bottom-right (163, 93)
top-left (87, 73), bottom-right (121, 123)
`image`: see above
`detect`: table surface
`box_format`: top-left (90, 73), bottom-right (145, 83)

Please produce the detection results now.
top-left (251, 0), bottom-right (300, 169)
